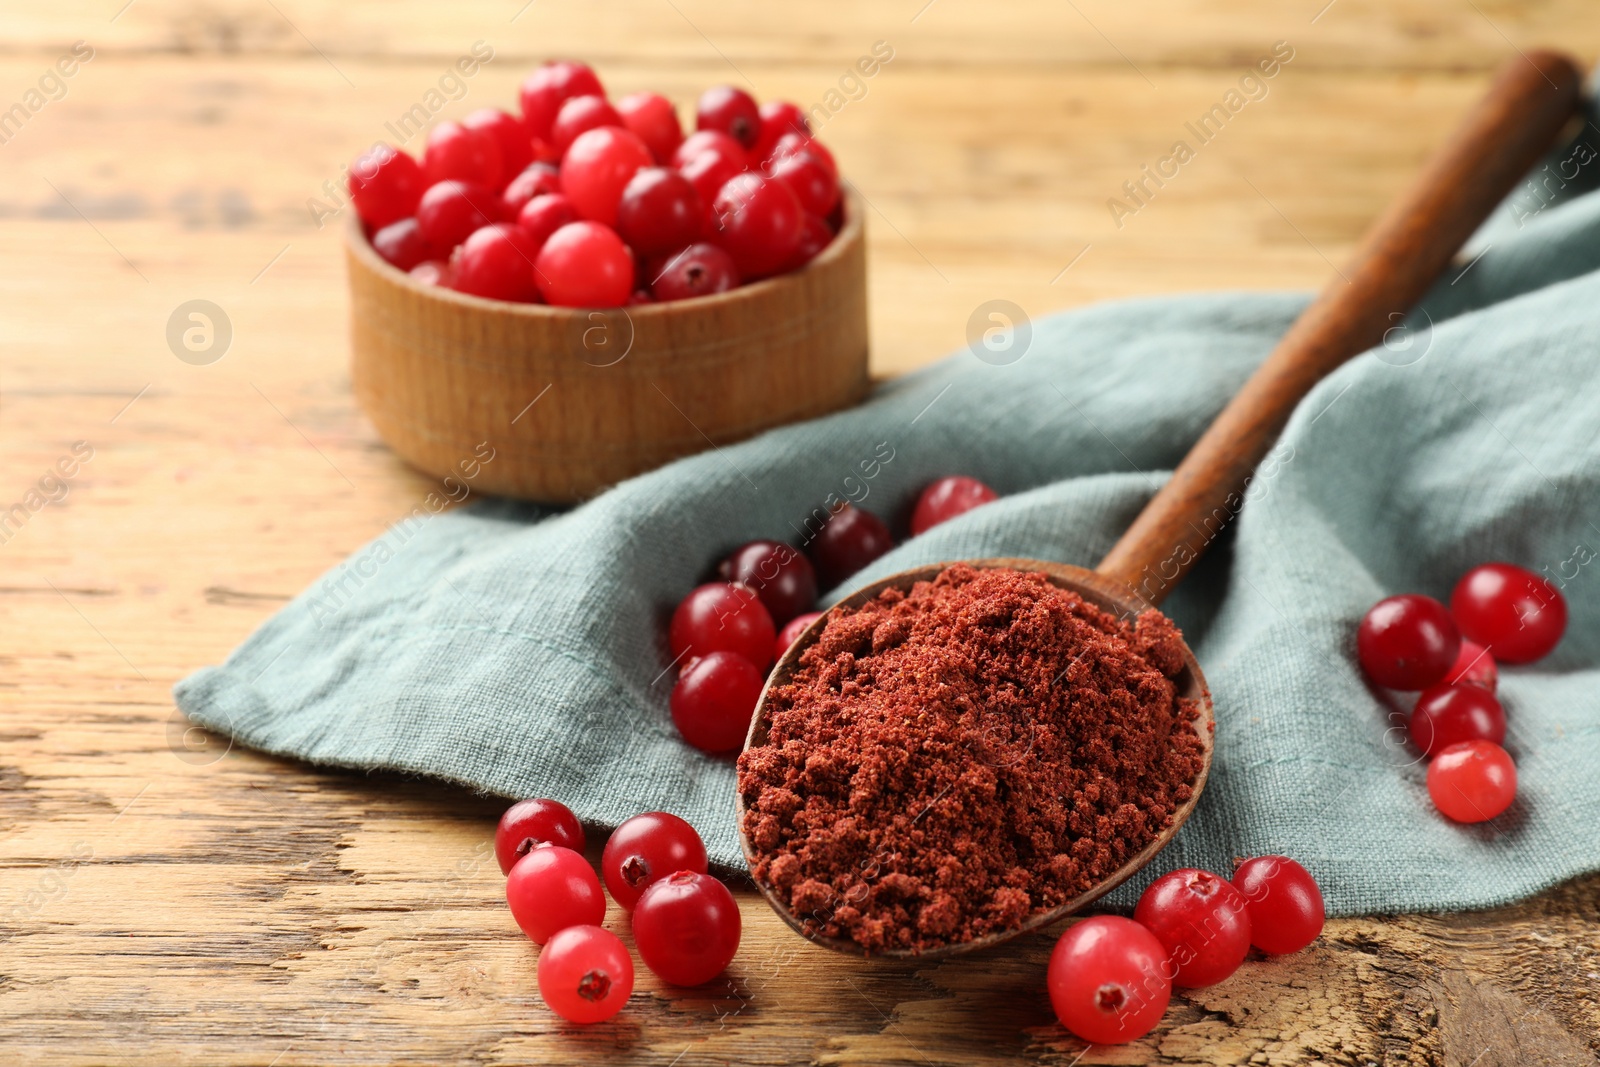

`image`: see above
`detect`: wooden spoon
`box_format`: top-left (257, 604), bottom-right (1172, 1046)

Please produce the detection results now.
top-left (737, 50), bottom-right (1585, 959)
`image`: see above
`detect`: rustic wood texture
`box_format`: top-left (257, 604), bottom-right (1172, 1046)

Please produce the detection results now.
top-left (347, 196), bottom-right (868, 503)
top-left (2, 2), bottom-right (1598, 1064)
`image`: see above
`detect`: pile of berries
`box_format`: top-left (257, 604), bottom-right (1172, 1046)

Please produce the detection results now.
top-left (666, 474), bottom-right (999, 753)
top-left (346, 60), bottom-right (845, 307)
top-left (495, 799), bottom-right (739, 1024)
top-left (1356, 561), bottom-right (1567, 823)
top-left (1050, 856), bottom-right (1325, 1044)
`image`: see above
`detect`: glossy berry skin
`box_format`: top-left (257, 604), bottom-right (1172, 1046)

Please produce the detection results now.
top-left (775, 611), bottom-right (824, 662)
top-left (753, 100), bottom-right (809, 161)
top-left (537, 925), bottom-right (633, 1024)
top-left (495, 797), bottom-right (586, 874)
top-left (668, 582), bottom-right (776, 669)
top-left (1409, 683), bottom-right (1506, 758)
top-left (1047, 916), bottom-right (1171, 1045)
top-left (1427, 740), bottom-right (1516, 823)
top-left (710, 172), bottom-right (805, 279)
top-left (1445, 638), bottom-right (1497, 691)
top-left (718, 540), bottom-right (817, 625)
top-left (1231, 856), bottom-right (1325, 955)
top-left (768, 132), bottom-right (836, 179)
top-left (516, 193), bottom-right (582, 252)
top-left (678, 144), bottom-right (749, 212)
top-left (670, 651), bottom-right (765, 753)
top-left (615, 168), bottom-right (704, 257)
top-left (1133, 868), bottom-right (1252, 988)
top-left (520, 60), bottom-right (605, 140)
top-left (550, 94), bottom-right (626, 156)
top-left (600, 812), bottom-right (708, 911)
top-left (647, 243), bottom-right (741, 302)
top-left (633, 871), bottom-right (742, 986)
top-left (423, 120), bottom-right (504, 189)
top-left (1357, 594), bottom-right (1461, 690)
top-left (808, 504), bottom-right (893, 589)
top-left (348, 144), bottom-right (424, 228)
top-left (501, 162), bottom-right (562, 217)
top-left (672, 129), bottom-right (749, 170)
top-left (911, 475), bottom-right (999, 536)
top-left (416, 180), bottom-right (500, 250)
top-left (371, 217), bottom-right (432, 272)
top-left (1451, 562), bottom-right (1566, 664)
top-left (463, 107), bottom-right (533, 178)
top-left (767, 146), bottom-right (840, 217)
top-left (534, 221), bottom-right (634, 308)
top-left (616, 91), bottom-right (683, 163)
top-left (561, 126), bottom-right (653, 226)
top-left (409, 259), bottom-right (453, 286)
top-left (788, 213), bottom-right (834, 270)
top-left (505, 844), bottom-right (605, 945)
top-left (696, 85), bottom-right (761, 148)
top-left (452, 223), bottom-right (541, 303)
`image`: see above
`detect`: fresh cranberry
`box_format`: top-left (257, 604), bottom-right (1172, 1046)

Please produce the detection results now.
top-left (673, 129), bottom-right (749, 170)
top-left (668, 582), bottom-right (776, 669)
top-left (1445, 638), bottom-right (1497, 691)
top-left (600, 812), bottom-right (708, 911)
top-left (627, 289), bottom-right (655, 306)
top-left (614, 168), bottom-right (704, 258)
top-left (1428, 739), bottom-right (1516, 823)
top-left (767, 146), bottom-right (840, 217)
top-left (678, 145), bottom-right (748, 210)
top-left (452, 223), bottom-right (540, 302)
top-left (561, 126), bottom-right (652, 226)
top-left (1410, 683), bottom-right (1506, 757)
top-left (718, 540), bottom-right (817, 625)
top-left (463, 107), bottom-right (532, 178)
top-left (1231, 855), bottom-right (1324, 954)
top-left (616, 91), bottom-right (683, 163)
top-left (632, 871), bottom-right (741, 986)
top-left (671, 651), bottom-right (764, 753)
top-left (1357, 594), bottom-right (1461, 690)
top-left (422, 120), bottom-right (503, 189)
top-left (348, 144), bottom-right (424, 228)
top-left (534, 221), bottom-right (634, 308)
top-left (788, 213), bottom-right (834, 270)
top-left (1047, 916), bottom-right (1171, 1045)
top-left (1451, 562), bottom-right (1566, 664)
top-left (550, 94), bottom-right (625, 156)
top-left (753, 100), bottom-right (809, 161)
top-left (416, 180), bottom-right (500, 250)
top-left (520, 60), bottom-right (605, 141)
top-left (775, 611), bottom-right (824, 662)
top-left (768, 132), bottom-right (837, 179)
top-left (807, 504), bottom-right (893, 589)
top-left (505, 844), bottom-right (605, 945)
top-left (911, 475), bottom-right (998, 536)
top-left (647, 242), bottom-right (740, 302)
top-left (696, 85), bottom-right (761, 148)
top-left (516, 193), bottom-right (582, 251)
top-left (501, 162), bottom-right (562, 217)
top-left (710, 172), bottom-right (805, 279)
top-left (495, 797), bottom-right (586, 874)
top-left (537, 925), bottom-right (633, 1024)
top-left (1133, 868), bottom-right (1251, 988)
top-left (371, 217), bottom-right (432, 271)
top-left (409, 260), bottom-right (453, 286)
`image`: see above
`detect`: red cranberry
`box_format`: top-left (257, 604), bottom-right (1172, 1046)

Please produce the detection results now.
top-left (767, 145), bottom-right (840, 217)
top-left (504, 844), bottom-right (604, 945)
top-left (696, 85), bottom-right (761, 149)
top-left (647, 242), bottom-right (740, 302)
top-left (616, 91), bottom-right (684, 163)
top-left (516, 193), bottom-right (581, 252)
top-left (423, 120), bottom-right (504, 189)
top-left (1047, 916), bottom-right (1170, 1045)
top-left (451, 223), bottom-right (540, 303)
top-left (348, 144), bottom-right (424, 228)
top-left (627, 289), bottom-right (655, 305)
top-left (519, 60), bottom-right (605, 140)
top-left (1133, 868), bottom-right (1252, 988)
top-left (1357, 594), bottom-right (1460, 690)
top-left (495, 797), bottom-right (585, 874)
top-left (615, 167), bottom-right (704, 257)
top-left (710, 172), bottom-right (805, 279)
top-left (501, 162), bottom-right (561, 217)
top-left (911, 475), bottom-right (998, 536)
top-left (1232, 856), bottom-right (1324, 954)
top-left (463, 107), bottom-right (532, 178)
top-left (416, 179), bottom-right (500, 250)
top-left (753, 100), bottom-right (809, 161)
top-left (788, 213), bottom-right (834, 270)
top-left (561, 126), bottom-right (652, 226)
top-left (1445, 638), bottom-right (1497, 691)
top-left (807, 504), bottom-right (893, 589)
top-left (717, 540), bottom-right (817, 626)
top-left (775, 611), bottom-right (824, 662)
top-left (1409, 683), bottom-right (1507, 757)
top-left (371, 217), bottom-right (432, 271)
top-left (673, 129), bottom-right (748, 169)
top-left (678, 144), bottom-right (749, 210)
top-left (600, 811), bottom-right (708, 911)
top-left (633, 871), bottom-right (741, 986)
top-left (537, 925), bottom-right (632, 1024)
top-left (768, 132), bottom-right (836, 179)
top-left (534, 221), bottom-right (634, 308)
top-left (550, 94), bottom-right (625, 156)
top-left (668, 582), bottom-right (776, 669)
top-left (1427, 740), bottom-right (1516, 823)
top-left (409, 259), bottom-right (453, 286)
top-left (671, 651), bottom-right (764, 754)
top-left (1451, 562), bottom-right (1566, 664)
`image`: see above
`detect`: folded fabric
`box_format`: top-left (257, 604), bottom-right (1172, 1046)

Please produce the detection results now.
top-left (177, 161), bottom-right (1600, 918)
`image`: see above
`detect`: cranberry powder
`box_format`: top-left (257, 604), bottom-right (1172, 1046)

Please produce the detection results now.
top-left (737, 564), bottom-right (1207, 953)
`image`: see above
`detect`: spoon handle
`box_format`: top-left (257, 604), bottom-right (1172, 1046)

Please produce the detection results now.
top-left (1096, 50), bottom-right (1584, 603)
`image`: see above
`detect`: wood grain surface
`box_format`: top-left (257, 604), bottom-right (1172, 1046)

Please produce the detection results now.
top-left (1, 3), bottom-right (1598, 1065)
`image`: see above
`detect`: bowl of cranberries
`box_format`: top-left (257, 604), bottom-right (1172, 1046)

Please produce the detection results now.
top-left (345, 61), bottom-right (868, 503)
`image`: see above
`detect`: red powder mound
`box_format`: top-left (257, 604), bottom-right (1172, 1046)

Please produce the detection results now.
top-left (736, 563), bottom-right (1206, 954)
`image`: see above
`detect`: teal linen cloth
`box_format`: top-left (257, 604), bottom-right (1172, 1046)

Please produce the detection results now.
top-left (177, 150), bottom-right (1600, 917)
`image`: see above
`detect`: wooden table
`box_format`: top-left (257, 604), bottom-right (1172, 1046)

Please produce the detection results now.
top-left (3, 3), bottom-right (1598, 1063)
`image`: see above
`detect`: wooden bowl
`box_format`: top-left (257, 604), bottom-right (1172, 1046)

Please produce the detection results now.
top-left (346, 193), bottom-right (869, 503)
